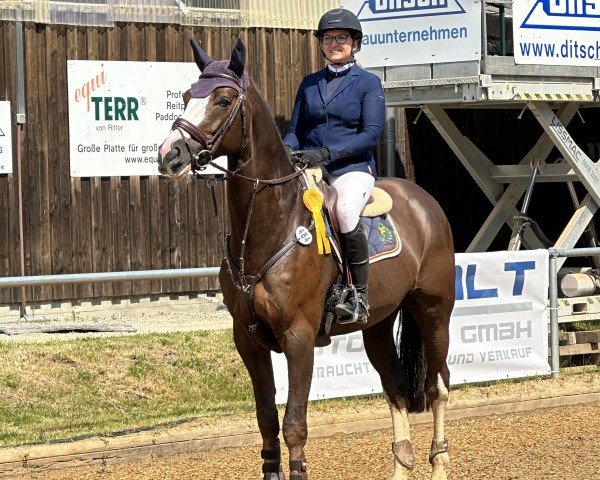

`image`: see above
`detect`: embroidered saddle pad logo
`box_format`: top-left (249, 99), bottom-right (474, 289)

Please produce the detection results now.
top-left (362, 214), bottom-right (402, 264)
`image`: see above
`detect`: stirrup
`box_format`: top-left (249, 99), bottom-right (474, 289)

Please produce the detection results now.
top-left (335, 285), bottom-right (368, 325)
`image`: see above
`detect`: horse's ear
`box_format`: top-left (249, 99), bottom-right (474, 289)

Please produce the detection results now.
top-left (190, 36), bottom-right (213, 72)
top-left (228, 38), bottom-right (246, 78)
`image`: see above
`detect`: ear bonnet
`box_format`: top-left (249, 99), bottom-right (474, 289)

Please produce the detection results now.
top-left (189, 37), bottom-right (249, 98)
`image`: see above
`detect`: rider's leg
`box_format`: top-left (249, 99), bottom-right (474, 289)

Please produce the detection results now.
top-left (326, 171), bottom-right (374, 323)
top-left (335, 221), bottom-right (370, 322)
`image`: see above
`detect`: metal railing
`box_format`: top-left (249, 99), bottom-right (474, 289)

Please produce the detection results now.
top-left (3, 248), bottom-right (596, 381)
top-left (0, 267), bottom-right (220, 288)
top-left (0, 267), bottom-right (220, 317)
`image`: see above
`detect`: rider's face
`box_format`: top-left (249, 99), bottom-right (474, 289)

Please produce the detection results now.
top-left (320, 29), bottom-right (357, 66)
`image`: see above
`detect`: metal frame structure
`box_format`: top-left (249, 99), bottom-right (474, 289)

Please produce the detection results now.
top-left (549, 247), bottom-right (600, 377)
top-left (373, 5), bottom-right (600, 273)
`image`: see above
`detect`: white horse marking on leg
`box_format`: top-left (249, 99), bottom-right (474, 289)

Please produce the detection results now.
top-left (430, 373), bottom-right (450, 480)
top-left (386, 392), bottom-right (413, 480)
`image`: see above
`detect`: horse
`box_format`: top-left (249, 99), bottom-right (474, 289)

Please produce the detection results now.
top-left (157, 37), bottom-right (455, 480)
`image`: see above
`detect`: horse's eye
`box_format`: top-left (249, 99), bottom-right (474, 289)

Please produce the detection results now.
top-left (217, 97), bottom-right (232, 108)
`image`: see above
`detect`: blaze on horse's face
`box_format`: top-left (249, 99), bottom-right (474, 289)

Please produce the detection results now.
top-left (157, 38), bottom-right (247, 178)
top-left (157, 86), bottom-right (241, 177)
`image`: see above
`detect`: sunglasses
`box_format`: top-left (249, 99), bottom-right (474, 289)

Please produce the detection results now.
top-left (321, 34), bottom-right (350, 45)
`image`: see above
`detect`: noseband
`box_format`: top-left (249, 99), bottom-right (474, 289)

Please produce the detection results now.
top-left (171, 71), bottom-right (247, 170)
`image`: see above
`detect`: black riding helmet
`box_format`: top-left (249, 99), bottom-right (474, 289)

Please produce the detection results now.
top-left (315, 8), bottom-right (363, 54)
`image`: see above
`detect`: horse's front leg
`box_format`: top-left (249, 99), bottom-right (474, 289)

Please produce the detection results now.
top-left (233, 321), bottom-right (285, 480)
top-left (281, 322), bottom-right (316, 480)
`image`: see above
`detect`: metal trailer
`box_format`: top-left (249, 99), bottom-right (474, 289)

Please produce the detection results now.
top-left (372, 3), bottom-right (600, 259)
top-left (369, 2), bottom-right (600, 360)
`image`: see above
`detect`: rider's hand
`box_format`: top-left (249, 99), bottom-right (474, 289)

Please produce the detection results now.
top-left (299, 148), bottom-right (329, 165)
top-left (284, 145), bottom-right (293, 161)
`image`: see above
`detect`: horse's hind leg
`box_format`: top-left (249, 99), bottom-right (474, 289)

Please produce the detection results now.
top-left (407, 293), bottom-right (452, 480)
top-left (363, 311), bottom-right (414, 480)
top-left (233, 322), bottom-right (284, 480)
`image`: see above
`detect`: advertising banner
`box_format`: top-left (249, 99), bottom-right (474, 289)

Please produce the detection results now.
top-left (449, 249), bottom-right (550, 384)
top-left (272, 250), bottom-right (550, 403)
top-left (0, 101), bottom-right (13, 174)
top-left (340, 0), bottom-right (481, 68)
top-left (67, 60), bottom-right (226, 177)
top-left (514, 0), bottom-right (600, 66)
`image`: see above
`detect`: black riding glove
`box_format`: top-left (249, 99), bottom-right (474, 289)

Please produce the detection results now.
top-left (284, 145), bottom-right (293, 161)
top-left (299, 148), bottom-right (329, 166)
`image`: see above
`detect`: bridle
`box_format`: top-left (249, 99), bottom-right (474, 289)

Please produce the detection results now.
top-left (168, 70), bottom-right (313, 341)
top-left (170, 70), bottom-right (308, 186)
top-left (171, 71), bottom-right (247, 172)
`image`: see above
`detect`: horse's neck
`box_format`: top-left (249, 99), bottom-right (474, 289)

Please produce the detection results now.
top-left (227, 88), bottom-right (307, 265)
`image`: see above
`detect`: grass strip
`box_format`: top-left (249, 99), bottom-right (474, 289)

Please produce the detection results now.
top-left (0, 330), bottom-right (597, 447)
top-left (0, 331), bottom-right (255, 446)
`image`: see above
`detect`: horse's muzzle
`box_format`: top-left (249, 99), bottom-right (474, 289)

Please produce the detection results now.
top-left (157, 138), bottom-right (191, 177)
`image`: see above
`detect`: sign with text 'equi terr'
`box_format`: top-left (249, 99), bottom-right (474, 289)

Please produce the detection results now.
top-left (67, 61), bottom-right (226, 177)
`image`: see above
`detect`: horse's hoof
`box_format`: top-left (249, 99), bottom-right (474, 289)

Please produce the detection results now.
top-left (430, 451), bottom-right (449, 480)
top-left (390, 470), bottom-right (411, 480)
top-left (430, 465), bottom-right (447, 480)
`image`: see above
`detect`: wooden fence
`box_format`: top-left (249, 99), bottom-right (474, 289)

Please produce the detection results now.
top-left (0, 22), bottom-right (325, 303)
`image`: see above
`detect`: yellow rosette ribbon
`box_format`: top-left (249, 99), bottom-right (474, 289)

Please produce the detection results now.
top-left (302, 188), bottom-right (331, 255)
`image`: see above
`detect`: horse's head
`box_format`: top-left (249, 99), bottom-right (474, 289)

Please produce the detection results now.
top-left (157, 38), bottom-right (249, 178)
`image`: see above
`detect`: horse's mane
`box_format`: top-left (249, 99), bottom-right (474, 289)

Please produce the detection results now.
top-left (246, 79), bottom-right (285, 146)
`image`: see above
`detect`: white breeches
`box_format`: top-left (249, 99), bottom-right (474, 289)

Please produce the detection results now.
top-left (326, 171), bottom-right (375, 233)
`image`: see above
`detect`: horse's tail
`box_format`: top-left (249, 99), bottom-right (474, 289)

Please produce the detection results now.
top-left (397, 308), bottom-right (427, 413)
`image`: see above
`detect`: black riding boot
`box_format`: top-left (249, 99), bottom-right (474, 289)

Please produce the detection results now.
top-left (335, 222), bottom-right (370, 324)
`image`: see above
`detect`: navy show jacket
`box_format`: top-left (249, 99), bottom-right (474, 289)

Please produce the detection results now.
top-left (283, 64), bottom-right (385, 177)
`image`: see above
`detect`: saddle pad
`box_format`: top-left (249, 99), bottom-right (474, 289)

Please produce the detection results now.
top-left (361, 213), bottom-right (402, 264)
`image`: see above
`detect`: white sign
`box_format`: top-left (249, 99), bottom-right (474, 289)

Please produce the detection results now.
top-left (0, 101), bottom-right (13, 174)
top-left (67, 60), bottom-right (227, 177)
top-left (272, 250), bottom-right (550, 403)
top-left (341, 0), bottom-right (482, 68)
top-left (514, 0), bottom-right (600, 66)
top-left (273, 332), bottom-right (383, 404)
top-left (450, 250), bottom-right (550, 384)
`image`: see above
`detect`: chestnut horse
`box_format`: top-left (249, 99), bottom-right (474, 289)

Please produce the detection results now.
top-left (157, 38), bottom-right (455, 480)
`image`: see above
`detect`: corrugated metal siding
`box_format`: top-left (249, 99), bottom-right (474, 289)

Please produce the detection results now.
top-left (0, 0), bottom-right (340, 28)
top-left (241, 0), bottom-right (338, 29)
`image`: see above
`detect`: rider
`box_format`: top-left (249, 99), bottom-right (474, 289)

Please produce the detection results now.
top-left (283, 8), bottom-right (385, 323)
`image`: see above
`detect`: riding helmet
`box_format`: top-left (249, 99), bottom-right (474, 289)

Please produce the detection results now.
top-left (315, 8), bottom-right (363, 44)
